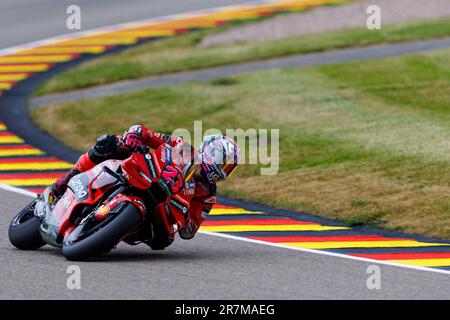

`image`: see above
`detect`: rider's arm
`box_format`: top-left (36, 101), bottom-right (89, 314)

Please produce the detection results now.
top-left (122, 124), bottom-right (183, 152)
top-left (179, 185), bottom-right (217, 240)
top-left (137, 126), bottom-right (183, 149)
top-left (76, 125), bottom-right (180, 172)
top-left (73, 134), bottom-right (124, 173)
top-left (50, 134), bottom-right (128, 196)
top-left (81, 134), bottom-right (130, 169)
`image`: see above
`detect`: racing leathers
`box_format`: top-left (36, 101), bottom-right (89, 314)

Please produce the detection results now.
top-left (50, 126), bottom-right (216, 248)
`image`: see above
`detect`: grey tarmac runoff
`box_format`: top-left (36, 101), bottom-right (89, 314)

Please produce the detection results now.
top-left (1, 187), bottom-right (450, 300)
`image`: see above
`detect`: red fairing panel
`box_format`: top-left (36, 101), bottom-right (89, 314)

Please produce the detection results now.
top-left (49, 160), bottom-right (124, 241)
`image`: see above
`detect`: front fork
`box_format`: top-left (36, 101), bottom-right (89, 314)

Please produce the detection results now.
top-left (33, 187), bottom-right (55, 220)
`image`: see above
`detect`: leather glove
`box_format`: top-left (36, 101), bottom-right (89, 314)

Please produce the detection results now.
top-left (122, 125), bottom-right (145, 151)
top-left (93, 134), bottom-right (118, 156)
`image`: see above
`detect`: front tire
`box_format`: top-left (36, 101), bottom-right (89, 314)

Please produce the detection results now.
top-left (62, 203), bottom-right (142, 261)
top-left (9, 200), bottom-right (45, 250)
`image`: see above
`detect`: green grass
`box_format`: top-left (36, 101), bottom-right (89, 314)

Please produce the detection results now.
top-left (32, 49), bottom-right (450, 239)
top-left (36, 17), bottom-right (450, 95)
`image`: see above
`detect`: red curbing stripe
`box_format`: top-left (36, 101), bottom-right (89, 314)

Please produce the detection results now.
top-left (350, 252), bottom-right (450, 260)
top-left (0, 81), bottom-right (16, 86)
top-left (0, 132), bottom-right (19, 137)
top-left (213, 20), bottom-right (229, 26)
top-left (10, 47), bottom-right (108, 55)
top-left (0, 63), bottom-right (54, 68)
top-left (255, 9), bottom-right (276, 17)
top-left (0, 172), bottom-right (64, 179)
top-left (24, 187), bottom-right (46, 193)
top-left (0, 72), bottom-right (33, 77)
top-left (5, 53), bottom-right (81, 59)
top-left (0, 157), bottom-right (68, 164)
top-left (27, 45), bottom-right (114, 50)
top-left (174, 28), bottom-right (189, 34)
top-left (213, 203), bottom-right (241, 209)
top-left (0, 145), bottom-right (35, 150)
top-left (7, 53), bottom-right (80, 57)
top-left (248, 235), bottom-right (413, 243)
top-left (202, 218), bottom-right (314, 226)
top-left (216, 20), bottom-right (228, 26)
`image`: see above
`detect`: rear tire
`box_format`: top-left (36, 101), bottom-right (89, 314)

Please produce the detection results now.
top-left (62, 203), bottom-right (142, 261)
top-left (9, 200), bottom-right (45, 250)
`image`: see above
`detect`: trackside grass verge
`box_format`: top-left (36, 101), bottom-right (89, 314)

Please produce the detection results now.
top-left (32, 49), bottom-right (450, 239)
top-left (36, 18), bottom-right (450, 95)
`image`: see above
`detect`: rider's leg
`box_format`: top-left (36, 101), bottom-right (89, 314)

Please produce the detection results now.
top-left (50, 134), bottom-right (126, 198)
top-left (50, 153), bottom-right (96, 197)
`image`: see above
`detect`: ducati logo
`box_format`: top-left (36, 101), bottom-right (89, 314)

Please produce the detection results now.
top-left (170, 199), bottom-right (188, 214)
top-left (161, 147), bottom-right (167, 163)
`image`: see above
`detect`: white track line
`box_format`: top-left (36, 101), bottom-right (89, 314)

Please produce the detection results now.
top-left (0, 184), bottom-right (37, 198)
top-left (200, 231), bottom-right (450, 276)
top-left (2, 183), bottom-right (450, 276)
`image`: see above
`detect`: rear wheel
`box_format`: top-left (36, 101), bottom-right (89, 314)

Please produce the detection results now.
top-left (62, 203), bottom-right (142, 261)
top-left (9, 199), bottom-right (45, 250)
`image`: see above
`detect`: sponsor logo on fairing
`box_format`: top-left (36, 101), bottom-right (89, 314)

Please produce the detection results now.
top-left (68, 175), bottom-right (89, 200)
top-left (170, 199), bottom-right (188, 215)
top-left (145, 154), bottom-right (157, 178)
top-left (161, 145), bottom-right (172, 164)
top-left (183, 186), bottom-right (195, 196)
top-left (201, 210), bottom-right (210, 219)
top-left (203, 195), bottom-right (217, 204)
top-left (139, 172), bottom-right (152, 184)
top-left (161, 146), bottom-right (167, 163)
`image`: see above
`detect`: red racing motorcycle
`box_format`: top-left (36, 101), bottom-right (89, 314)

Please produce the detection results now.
top-left (8, 143), bottom-right (197, 261)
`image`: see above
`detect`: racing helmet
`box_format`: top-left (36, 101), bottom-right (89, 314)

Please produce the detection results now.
top-left (198, 134), bottom-right (240, 183)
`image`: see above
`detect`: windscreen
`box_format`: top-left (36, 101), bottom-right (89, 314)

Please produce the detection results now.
top-left (171, 142), bottom-right (198, 182)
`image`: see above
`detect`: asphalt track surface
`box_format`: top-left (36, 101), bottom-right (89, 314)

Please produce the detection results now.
top-left (0, 0), bottom-right (253, 50)
top-left (30, 37), bottom-right (450, 108)
top-left (1, 0), bottom-right (450, 300)
top-left (2, 188), bottom-right (450, 299)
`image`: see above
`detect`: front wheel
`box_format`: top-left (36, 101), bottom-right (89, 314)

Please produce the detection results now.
top-left (62, 203), bottom-right (142, 261)
top-left (9, 199), bottom-right (45, 250)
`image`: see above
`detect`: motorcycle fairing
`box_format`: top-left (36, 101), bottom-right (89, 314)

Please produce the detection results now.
top-left (39, 160), bottom-right (123, 246)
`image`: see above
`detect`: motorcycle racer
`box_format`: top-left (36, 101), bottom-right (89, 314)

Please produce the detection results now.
top-left (49, 125), bottom-right (240, 249)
